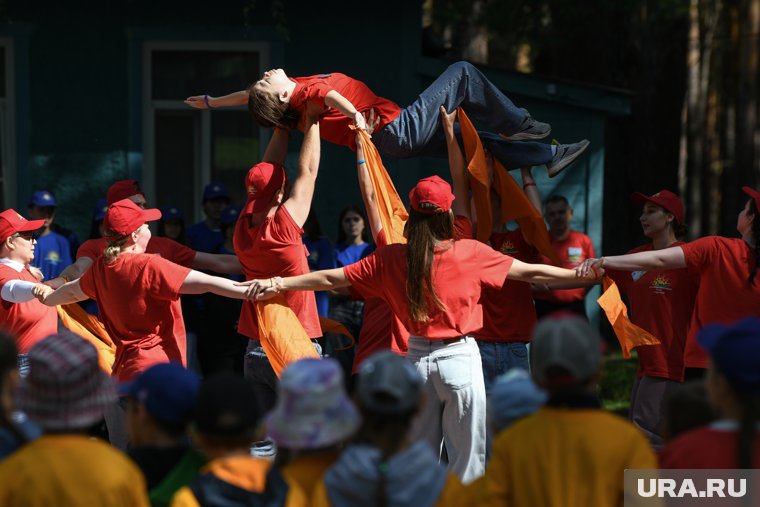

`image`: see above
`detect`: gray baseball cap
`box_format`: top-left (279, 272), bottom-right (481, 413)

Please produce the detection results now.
top-left (531, 315), bottom-right (602, 386)
top-left (356, 351), bottom-right (423, 415)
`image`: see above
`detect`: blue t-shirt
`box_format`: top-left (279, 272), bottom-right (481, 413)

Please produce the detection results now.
top-left (187, 222), bottom-right (224, 253)
top-left (335, 242), bottom-right (375, 267)
top-left (30, 231), bottom-right (73, 281)
top-left (303, 236), bottom-right (336, 317)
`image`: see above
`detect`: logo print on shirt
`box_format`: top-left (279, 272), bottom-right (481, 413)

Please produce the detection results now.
top-left (500, 240), bottom-right (518, 255)
top-left (631, 270), bottom-right (646, 282)
top-left (567, 246), bottom-right (583, 264)
top-left (45, 251), bottom-right (61, 265)
top-left (650, 275), bottom-right (672, 294)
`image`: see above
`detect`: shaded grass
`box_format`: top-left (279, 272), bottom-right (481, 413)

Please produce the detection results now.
top-left (599, 354), bottom-right (637, 415)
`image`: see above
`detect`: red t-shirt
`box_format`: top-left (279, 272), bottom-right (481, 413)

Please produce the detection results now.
top-left (660, 424), bottom-right (760, 469)
top-left (289, 73), bottom-right (401, 150)
top-left (535, 230), bottom-right (596, 304)
top-left (234, 205), bottom-right (321, 339)
top-left (474, 230), bottom-right (540, 343)
top-left (348, 230), bottom-right (408, 374)
top-left (607, 242), bottom-right (698, 381)
top-left (77, 236), bottom-right (196, 267)
top-left (0, 264), bottom-right (58, 353)
top-left (344, 237), bottom-right (513, 340)
top-left (78, 253), bottom-right (191, 382)
top-left (681, 236), bottom-right (760, 369)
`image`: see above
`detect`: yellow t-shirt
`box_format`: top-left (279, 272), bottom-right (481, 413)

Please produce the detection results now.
top-left (482, 407), bottom-right (657, 507)
top-left (0, 434), bottom-right (149, 507)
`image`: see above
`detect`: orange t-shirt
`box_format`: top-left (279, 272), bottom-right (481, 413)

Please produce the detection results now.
top-left (348, 230), bottom-right (408, 374)
top-left (77, 236), bottom-right (196, 267)
top-left (607, 242), bottom-right (698, 381)
top-left (78, 253), bottom-right (191, 382)
top-left (474, 230), bottom-right (540, 343)
top-left (681, 236), bottom-right (760, 368)
top-left (289, 73), bottom-right (401, 151)
top-left (535, 230), bottom-right (596, 304)
top-left (0, 264), bottom-right (58, 353)
top-left (343, 238), bottom-right (513, 340)
top-left (234, 205), bottom-right (321, 340)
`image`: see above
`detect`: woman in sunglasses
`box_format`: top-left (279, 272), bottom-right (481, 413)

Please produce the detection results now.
top-left (0, 209), bottom-right (57, 377)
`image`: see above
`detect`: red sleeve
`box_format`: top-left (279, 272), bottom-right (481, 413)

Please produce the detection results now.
top-left (681, 236), bottom-right (718, 274)
top-left (474, 241), bottom-right (514, 289)
top-left (76, 239), bottom-right (103, 260)
top-left (270, 206), bottom-right (305, 245)
top-left (144, 256), bottom-right (192, 301)
top-left (454, 216), bottom-right (474, 240)
top-left (300, 81), bottom-right (333, 110)
top-left (163, 239), bottom-right (196, 267)
top-left (78, 265), bottom-right (97, 300)
top-left (343, 246), bottom-right (390, 300)
top-left (375, 229), bottom-right (388, 247)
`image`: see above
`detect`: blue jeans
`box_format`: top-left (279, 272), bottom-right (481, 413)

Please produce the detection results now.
top-left (373, 61), bottom-right (553, 170)
top-left (406, 336), bottom-right (486, 484)
top-left (477, 341), bottom-right (530, 394)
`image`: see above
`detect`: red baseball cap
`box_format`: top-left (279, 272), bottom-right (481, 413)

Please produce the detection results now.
top-left (409, 176), bottom-right (455, 214)
top-left (103, 199), bottom-right (161, 237)
top-left (106, 180), bottom-right (145, 205)
top-left (631, 189), bottom-right (684, 225)
top-left (0, 209), bottom-right (46, 243)
top-left (242, 162), bottom-right (285, 216)
top-left (742, 186), bottom-right (760, 211)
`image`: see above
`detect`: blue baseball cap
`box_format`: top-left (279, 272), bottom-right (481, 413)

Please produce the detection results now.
top-left (220, 205), bottom-right (241, 226)
top-left (698, 317), bottom-right (760, 394)
top-left (119, 362), bottom-right (200, 427)
top-left (93, 198), bottom-right (108, 222)
top-left (29, 190), bottom-right (57, 208)
top-left (203, 182), bottom-right (230, 202)
top-left (161, 206), bottom-right (184, 221)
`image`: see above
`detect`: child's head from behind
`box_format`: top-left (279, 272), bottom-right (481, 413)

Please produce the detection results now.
top-left (530, 314), bottom-right (602, 394)
top-left (192, 373), bottom-right (262, 456)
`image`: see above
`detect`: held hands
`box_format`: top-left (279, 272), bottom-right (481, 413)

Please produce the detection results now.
top-left (235, 277), bottom-right (283, 301)
top-left (576, 258), bottom-right (606, 279)
top-left (353, 111), bottom-right (367, 131)
top-left (32, 284), bottom-right (53, 303)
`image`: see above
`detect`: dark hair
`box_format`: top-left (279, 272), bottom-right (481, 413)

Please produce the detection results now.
top-left (736, 392), bottom-right (760, 468)
top-left (0, 332), bottom-right (26, 445)
top-left (672, 221), bottom-right (689, 238)
top-left (303, 209), bottom-right (324, 241)
top-left (405, 209), bottom-right (454, 322)
top-left (337, 205), bottom-right (371, 245)
top-left (158, 217), bottom-right (186, 245)
top-left (661, 381), bottom-right (715, 441)
top-left (545, 195), bottom-right (570, 207)
top-left (748, 199), bottom-right (759, 286)
top-left (246, 83), bottom-right (299, 130)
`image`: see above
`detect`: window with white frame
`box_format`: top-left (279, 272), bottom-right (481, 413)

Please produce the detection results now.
top-left (143, 42), bottom-right (268, 223)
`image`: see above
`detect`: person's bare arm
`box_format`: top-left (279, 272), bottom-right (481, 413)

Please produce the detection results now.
top-left (40, 279), bottom-right (88, 306)
top-left (180, 270), bottom-right (249, 299)
top-left (45, 256), bottom-right (94, 289)
top-left (261, 127), bottom-right (290, 164)
top-left (520, 167), bottom-right (542, 214)
top-left (237, 268), bottom-right (350, 300)
top-left (440, 106), bottom-right (470, 220)
top-left (508, 258), bottom-right (600, 284)
top-left (324, 90), bottom-right (367, 130)
top-left (190, 252), bottom-right (243, 275)
top-left (283, 115), bottom-right (321, 227)
top-left (577, 246), bottom-right (686, 277)
top-left (355, 130), bottom-right (383, 242)
top-left (184, 90), bottom-right (248, 109)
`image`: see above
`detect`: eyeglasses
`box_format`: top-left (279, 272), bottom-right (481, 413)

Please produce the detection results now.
top-left (12, 231), bottom-right (39, 241)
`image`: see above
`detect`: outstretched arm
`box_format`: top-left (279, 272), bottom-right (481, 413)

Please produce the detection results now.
top-left (180, 270), bottom-right (250, 299)
top-left (508, 258), bottom-right (601, 284)
top-left (355, 129), bottom-right (383, 241)
top-left (238, 268), bottom-right (350, 300)
top-left (262, 128), bottom-right (290, 165)
top-left (324, 90), bottom-right (367, 130)
top-left (40, 279), bottom-right (88, 306)
top-left (185, 90), bottom-right (248, 109)
top-left (44, 256), bottom-right (94, 289)
top-left (191, 253), bottom-right (243, 275)
top-left (440, 106), bottom-right (470, 220)
top-left (283, 115), bottom-right (321, 227)
top-left (577, 246), bottom-right (686, 277)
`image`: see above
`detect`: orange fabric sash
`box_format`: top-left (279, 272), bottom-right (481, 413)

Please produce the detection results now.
top-left (597, 276), bottom-right (661, 358)
top-left (319, 317), bottom-right (355, 351)
top-left (57, 304), bottom-right (116, 373)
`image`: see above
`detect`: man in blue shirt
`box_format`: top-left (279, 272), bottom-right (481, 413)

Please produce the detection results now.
top-left (27, 190), bottom-right (73, 281)
top-left (186, 182), bottom-right (230, 253)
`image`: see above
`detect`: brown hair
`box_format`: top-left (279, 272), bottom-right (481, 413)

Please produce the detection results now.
top-left (748, 199), bottom-right (759, 286)
top-left (246, 83), bottom-right (299, 130)
top-left (405, 207), bottom-right (454, 322)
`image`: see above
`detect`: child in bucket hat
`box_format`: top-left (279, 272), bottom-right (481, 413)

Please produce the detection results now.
top-left (660, 317), bottom-right (760, 469)
top-left (314, 351), bottom-right (461, 507)
top-left (264, 358), bottom-right (360, 501)
top-left (0, 332), bottom-right (149, 506)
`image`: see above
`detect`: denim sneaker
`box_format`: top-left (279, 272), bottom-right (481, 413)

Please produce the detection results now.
top-left (546, 139), bottom-right (590, 177)
top-left (500, 109), bottom-right (551, 141)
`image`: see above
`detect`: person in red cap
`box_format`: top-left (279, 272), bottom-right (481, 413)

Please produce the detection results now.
top-left (45, 179), bottom-right (242, 290)
top-left (233, 115), bottom-right (322, 420)
top-left (241, 166), bottom-right (601, 483)
top-left (601, 190), bottom-right (698, 448)
top-left (0, 209), bottom-right (57, 376)
top-left (579, 185), bottom-right (760, 366)
top-left (37, 199), bottom-right (255, 448)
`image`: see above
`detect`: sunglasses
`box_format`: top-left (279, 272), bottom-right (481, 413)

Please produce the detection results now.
top-left (13, 231), bottom-right (39, 240)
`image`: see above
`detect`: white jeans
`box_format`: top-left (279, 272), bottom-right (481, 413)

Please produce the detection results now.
top-left (406, 336), bottom-right (486, 484)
